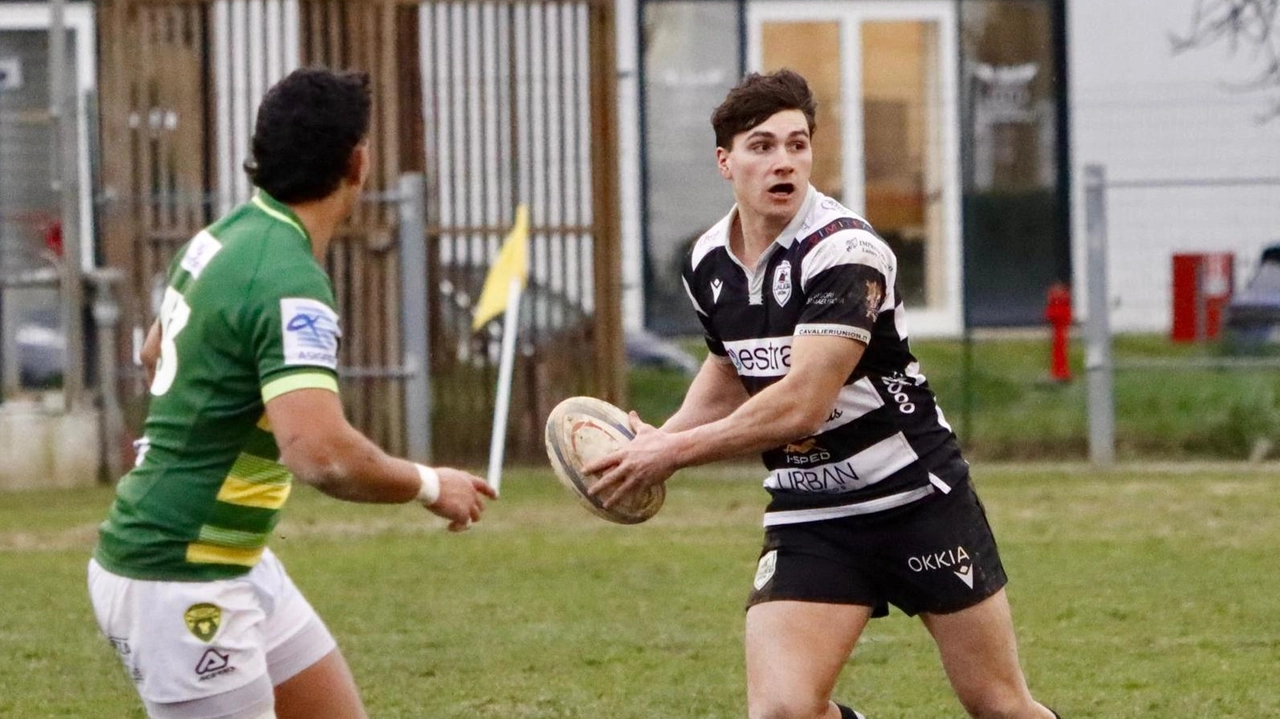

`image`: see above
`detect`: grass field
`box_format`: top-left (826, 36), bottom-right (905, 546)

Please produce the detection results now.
top-left (2, 463), bottom-right (1278, 718)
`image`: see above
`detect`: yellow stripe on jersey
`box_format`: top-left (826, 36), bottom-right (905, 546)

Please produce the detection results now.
top-left (261, 372), bottom-right (338, 403)
top-left (228, 452), bottom-right (290, 484)
top-left (197, 525), bottom-right (271, 548)
top-left (186, 542), bottom-right (266, 567)
top-left (216, 476), bottom-right (292, 509)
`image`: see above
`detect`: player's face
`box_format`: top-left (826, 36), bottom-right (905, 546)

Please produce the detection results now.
top-left (716, 109), bottom-right (812, 227)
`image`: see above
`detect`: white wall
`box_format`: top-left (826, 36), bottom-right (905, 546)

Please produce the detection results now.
top-left (1070, 0), bottom-right (1280, 332)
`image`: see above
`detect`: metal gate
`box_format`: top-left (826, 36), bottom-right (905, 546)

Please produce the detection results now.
top-left (96, 0), bottom-right (622, 464)
top-left (418, 0), bottom-right (624, 463)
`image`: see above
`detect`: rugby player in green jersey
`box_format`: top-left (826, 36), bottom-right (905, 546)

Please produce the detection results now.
top-left (88, 67), bottom-right (495, 719)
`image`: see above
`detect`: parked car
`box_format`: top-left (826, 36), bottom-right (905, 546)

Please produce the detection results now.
top-left (625, 328), bottom-right (700, 375)
top-left (15, 306), bottom-right (64, 388)
top-left (438, 268), bottom-right (700, 375)
top-left (1223, 243), bottom-right (1280, 351)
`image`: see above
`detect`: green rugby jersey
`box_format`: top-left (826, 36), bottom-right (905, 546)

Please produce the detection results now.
top-left (95, 191), bottom-right (341, 581)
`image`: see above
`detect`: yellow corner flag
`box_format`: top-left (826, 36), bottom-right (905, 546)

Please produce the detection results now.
top-left (471, 205), bottom-right (530, 331)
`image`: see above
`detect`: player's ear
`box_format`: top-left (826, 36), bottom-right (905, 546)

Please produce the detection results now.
top-left (716, 146), bottom-right (732, 180)
top-left (347, 141), bottom-right (371, 187)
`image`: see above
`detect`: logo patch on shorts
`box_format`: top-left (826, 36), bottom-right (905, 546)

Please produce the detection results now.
top-left (195, 648), bottom-right (236, 681)
top-left (184, 603), bottom-right (221, 643)
top-left (754, 550), bottom-right (778, 590)
top-left (281, 298), bottom-right (341, 369)
top-left (907, 546), bottom-right (975, 589)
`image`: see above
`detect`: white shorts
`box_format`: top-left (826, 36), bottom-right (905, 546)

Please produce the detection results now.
top-left (88, 549), bottom-right (336, 718)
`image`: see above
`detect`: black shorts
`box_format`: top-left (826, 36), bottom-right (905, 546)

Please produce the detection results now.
top-left (746, 481), bottom-right (1007, 617)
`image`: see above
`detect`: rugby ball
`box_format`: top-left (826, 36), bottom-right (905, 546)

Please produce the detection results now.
top-left (544, 396), bottom-right (664, 524)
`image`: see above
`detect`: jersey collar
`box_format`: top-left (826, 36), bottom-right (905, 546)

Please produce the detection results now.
top-left (251, 190), bottom-right (312, 247)
top-left (721, 184), bottom-right (818, 251)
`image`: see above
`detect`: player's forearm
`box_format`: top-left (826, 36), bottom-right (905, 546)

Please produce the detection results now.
top-left (668, 376), bottom-right (826, 467)
top-left (661, 357), bottom-right (747, 433)
top-left (280, 426), bottom-right (421, 504)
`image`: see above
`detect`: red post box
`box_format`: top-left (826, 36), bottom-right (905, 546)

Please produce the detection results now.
top-left (1171, 253), bottom-right (1233, 342)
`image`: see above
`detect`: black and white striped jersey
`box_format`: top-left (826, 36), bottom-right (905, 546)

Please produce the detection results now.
top-left (681, 186), bottom-right (967, 527)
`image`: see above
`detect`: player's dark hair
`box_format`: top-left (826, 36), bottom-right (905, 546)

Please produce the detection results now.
top-left (711, 69), bottom-right (816, 150)
top-left (244, 67), bottom-right (372, 203)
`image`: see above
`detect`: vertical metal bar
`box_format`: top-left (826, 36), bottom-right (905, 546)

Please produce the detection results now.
top-left (399, 173), bottom-right (431, 462)
top-left (1084, 164), bottom-right (1115, 466)
top-left (536, 2), bottom-right (551, 339)
top-left (955, 0), bottom-right (973, 445)
top-left (89, 268), bottom-right (125, 481)
top-left (636, 0), bottom-right (655, 332)
top-left (554, 1), bottom-right (568, 333)
top-left (421, 2), bottom-right (442, 447)
top-left (51, 0), bottom-right (86, 409)
top-left (506, 1), bottom-right (519, 222)
top-left (1051, 0), bottom-right (1073, 292)
top-left (495, 2), bottom-right (508, 235)
top-left (472, 2), bottom-right (489, 268)
top-left (156, 9), bottom-right (171, 236)
top-left (557, 1), bottom-right (571, 351)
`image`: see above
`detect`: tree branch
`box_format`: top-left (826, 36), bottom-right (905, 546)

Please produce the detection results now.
top-left (1171, 0), bottom-right (1280, 120)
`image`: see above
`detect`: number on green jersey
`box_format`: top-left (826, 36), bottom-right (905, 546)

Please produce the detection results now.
top-left (151, 287), bottom-right (192, 396)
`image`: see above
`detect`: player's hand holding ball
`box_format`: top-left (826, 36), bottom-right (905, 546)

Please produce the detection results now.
top-left (417, 466), bottom-right (497, 532)
top-left (545, 397), bottom-right (666, 524)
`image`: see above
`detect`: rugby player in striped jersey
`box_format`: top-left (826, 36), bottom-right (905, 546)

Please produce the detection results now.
top-left (587, 69), bottom-right (1058, 719)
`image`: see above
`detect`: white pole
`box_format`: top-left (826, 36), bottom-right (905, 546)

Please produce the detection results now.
top-left (486, 277), bottom-right (523, 493)
top-left (1084, 164), bottom-right (1115, 466)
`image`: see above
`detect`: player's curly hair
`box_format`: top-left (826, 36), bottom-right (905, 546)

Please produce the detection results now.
top-left (244, 67), bottom-right (371, 203)
top-left (711, 69), bottom-right (816, 150)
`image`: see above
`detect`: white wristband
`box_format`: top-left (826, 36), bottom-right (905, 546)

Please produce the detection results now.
top-left (414, 464), bottom-right (440, 505)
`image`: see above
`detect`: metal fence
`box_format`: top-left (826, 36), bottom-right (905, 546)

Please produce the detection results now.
top-left (94, 0), bottom-right (625, 469)
top-left (1082, 164), bottom-right (1280, 464)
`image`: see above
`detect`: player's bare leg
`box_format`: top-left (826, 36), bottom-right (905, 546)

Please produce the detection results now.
top-left (920, 589), bottom-right (1055, 719)
top-left (746, 601), bottom-right (873, 719)
top-left (274, 648), bottom-right (367, 719)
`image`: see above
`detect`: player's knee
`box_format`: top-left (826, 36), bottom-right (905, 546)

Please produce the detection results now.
top-left (749, 695), bottom-right (832, 719)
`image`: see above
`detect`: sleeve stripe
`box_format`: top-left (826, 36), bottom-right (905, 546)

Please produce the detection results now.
top-left (261, 372), bottom-right (339, 403)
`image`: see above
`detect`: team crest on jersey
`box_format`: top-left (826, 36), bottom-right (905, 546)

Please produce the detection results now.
top-left (184, 603), bottom-right (221, 643)
top-left (281, 298), bottom-right (342, 369)
top-left (753, 550), bottom-right (778, 590)
top-left (773, 261), bottom-right (792, 307)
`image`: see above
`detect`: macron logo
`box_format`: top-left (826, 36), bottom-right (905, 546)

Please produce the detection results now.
top-left (711, 278), bottom-right (724, 304)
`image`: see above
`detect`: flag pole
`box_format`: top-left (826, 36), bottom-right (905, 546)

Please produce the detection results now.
top-left (486, 276), bottom-right (523, 495)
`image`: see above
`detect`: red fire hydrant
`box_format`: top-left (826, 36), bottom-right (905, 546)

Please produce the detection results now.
top-left (1044, 282), bottom-right (1072, 382)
